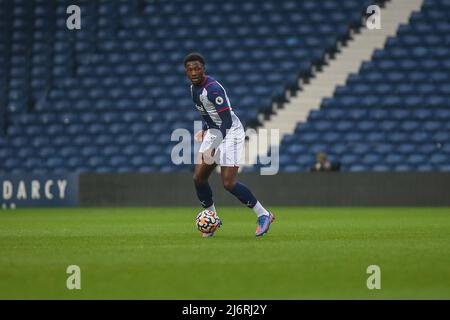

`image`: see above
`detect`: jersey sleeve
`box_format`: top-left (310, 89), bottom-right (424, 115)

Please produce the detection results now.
top-left (206, 83), bottom-right (230, 113)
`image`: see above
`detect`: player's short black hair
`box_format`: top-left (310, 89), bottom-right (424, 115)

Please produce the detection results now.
top-left (183, 53), bottom-right (206, 67)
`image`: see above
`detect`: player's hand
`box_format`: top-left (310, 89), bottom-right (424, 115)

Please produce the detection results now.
top-left (195, 130), bottom-right (206, 142)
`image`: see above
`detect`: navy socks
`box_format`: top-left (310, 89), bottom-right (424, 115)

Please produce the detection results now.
top-left (194, 182), bottom-right (214, 208)
top-left (228, 182), bottom-right (257, 208)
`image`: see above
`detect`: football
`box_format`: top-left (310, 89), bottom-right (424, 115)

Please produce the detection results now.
top-left (195, 210), bottom-right (222, 234)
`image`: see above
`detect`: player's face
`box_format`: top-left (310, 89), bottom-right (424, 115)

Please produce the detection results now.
top-left (185, 61), bottom-right (205, 85)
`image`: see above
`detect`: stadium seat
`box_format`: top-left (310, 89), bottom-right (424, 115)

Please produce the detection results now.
top-left (2, 0), bottom-right (450, 173)
top-left (276, 0), bottom-right (450, 172)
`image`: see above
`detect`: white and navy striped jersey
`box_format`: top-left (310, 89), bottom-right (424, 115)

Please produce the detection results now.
top-left (190, 76), bottom-right (241, 135)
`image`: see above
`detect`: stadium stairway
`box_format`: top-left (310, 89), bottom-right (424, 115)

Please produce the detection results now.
top-left (2, 0), bottom-right (381, 174)
top-left (242, 0), bottom-right (425, 168)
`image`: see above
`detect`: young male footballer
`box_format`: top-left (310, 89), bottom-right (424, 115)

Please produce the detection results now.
top-left (184, 53), bottom-right (275, 237)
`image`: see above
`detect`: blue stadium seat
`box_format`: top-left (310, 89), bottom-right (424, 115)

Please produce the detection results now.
top-left (2, 0), bottom-right (450, 174)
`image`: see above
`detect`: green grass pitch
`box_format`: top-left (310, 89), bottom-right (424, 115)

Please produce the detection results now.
top-left (0, 207), bottom-right (449, 299)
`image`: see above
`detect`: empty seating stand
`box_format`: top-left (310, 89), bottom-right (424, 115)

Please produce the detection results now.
top-left (270, 0), bottom-right (450, 172)
top-left (1, 0), bottom-right (378, 173)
